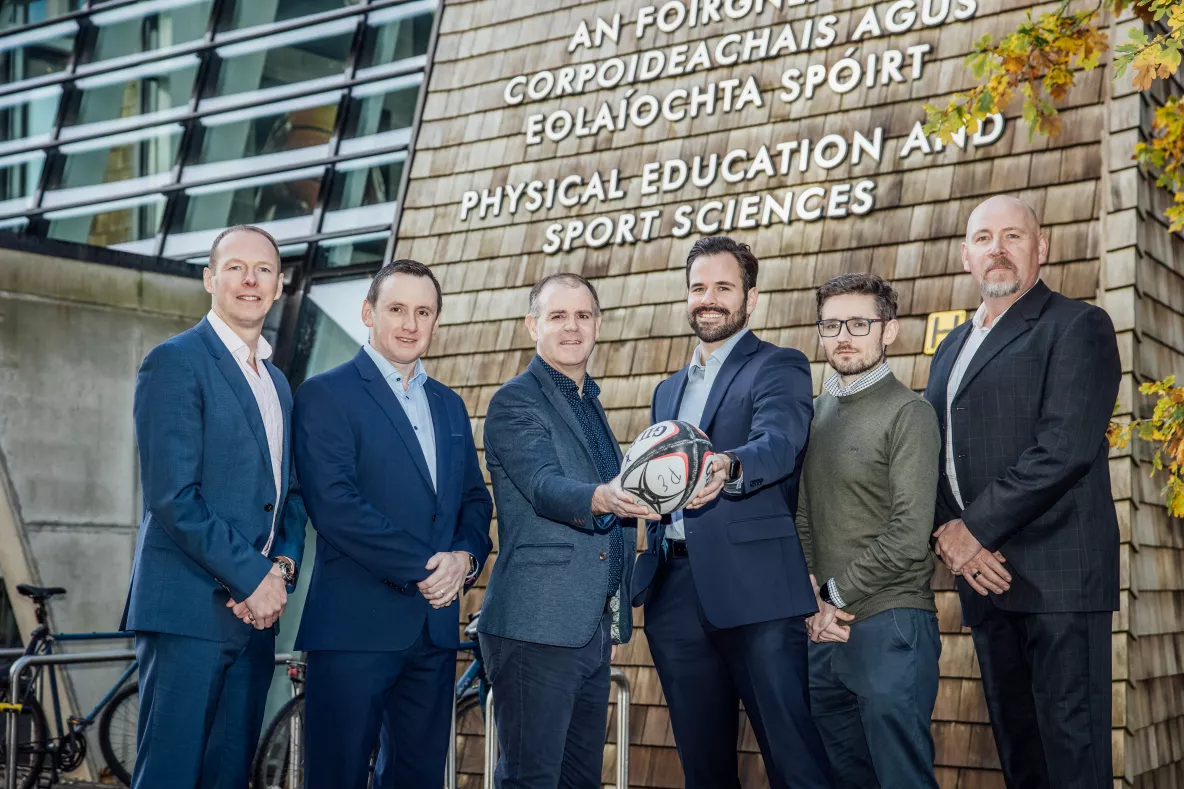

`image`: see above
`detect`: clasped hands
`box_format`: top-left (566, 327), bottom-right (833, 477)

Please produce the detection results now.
top-left (806, 574), bottom-right (854, 644)
top-left (417, 551), bottom-right (471, 609)
top-left (933, 518), bottom-right (1011, 597)
top-left (226, 562), bottom-right (287, 630)
top-left (592, 454), bottom-right (732, 520)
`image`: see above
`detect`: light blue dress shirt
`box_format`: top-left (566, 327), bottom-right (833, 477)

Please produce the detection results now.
top-left (363, 343), bottom-right (437, 490)
top-left (667, 328), bottom-right (749, 540)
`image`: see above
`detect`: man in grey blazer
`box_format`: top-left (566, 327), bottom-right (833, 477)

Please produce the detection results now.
top-left (479, 273), bottom-right (650, 789)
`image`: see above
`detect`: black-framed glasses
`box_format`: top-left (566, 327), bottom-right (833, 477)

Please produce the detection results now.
top-left (816, 318), bottom-right (886, 338)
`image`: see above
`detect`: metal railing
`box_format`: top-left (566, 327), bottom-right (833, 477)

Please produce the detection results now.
top-left (4, 651), bottom-right (632, 789)
top-left (482, 668), bottom-right (631, 789)
top-left (4, 649), bottom-right (136, 789)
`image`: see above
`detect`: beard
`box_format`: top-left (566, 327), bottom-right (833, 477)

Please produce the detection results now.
top-left (688, 305), bottom-right (748, 343)
top-left (980, 256), bottom-right (1022, 298)
top-left (828, 344), bottom-right (886, 377)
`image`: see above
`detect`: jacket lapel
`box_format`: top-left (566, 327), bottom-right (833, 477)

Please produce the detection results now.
top-left (354, 350), bottom-right (434, 492)
top-left (528, 357), bottom-right (597, 468)
top-left (663, 368), bottom-right (690, 423)
top-left (698, 330), bottom-right (760, 432)
top-left (954, 281), bottom-right (1052, 400)
top-left (198, 318), bottom-right (272, 472)
top-left (428, 383), bottom-right (450, 505)
top-left (927, 322), bottom-right (970, 431)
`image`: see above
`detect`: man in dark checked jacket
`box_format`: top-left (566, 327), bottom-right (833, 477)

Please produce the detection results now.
top-left (923, 195), bottom-right (1121, 789)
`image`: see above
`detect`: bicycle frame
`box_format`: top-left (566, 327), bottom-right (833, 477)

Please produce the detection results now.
top-left (19, 630), bottom-right (135, 737)
top-left (454, 640), bottom-right (484, 701)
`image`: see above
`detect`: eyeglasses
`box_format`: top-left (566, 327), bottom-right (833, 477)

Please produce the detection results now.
top-left (816, 318), bottom-right (886, 338)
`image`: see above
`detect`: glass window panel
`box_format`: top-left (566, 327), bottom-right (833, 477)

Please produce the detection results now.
top-left (46, 193), bottom-right (164, 245)
top-left (0, 151), bottom-right (43, 213)
top-left (210, 22), bottom-right (353, 100)
top-left (0, 0), bottom-right (82, 33)
top-left (56, 124), bottom-right (180, 190)
top-left (357, 5), bottom-right (433, 70)
top-left (327, 152), bottom-right (402, 210)
top-left (196, 99), bottom-right (337, 165)
top-left (0, 85), bottom-right (60, 146)
top-left (0, 20), bottom-right (74, 83)
top-left (342, 75), bottom-right (419, 140)
top-left (313, 231), bottom-right (387, 268)
top-left (218, 0), bottom-right (360, 31)
top-left (68, 55), bottom-right (197, 129)
top-left (176, 167), bottom-right (325, 233)
top-left (82, 0), bottom-right (213, 66)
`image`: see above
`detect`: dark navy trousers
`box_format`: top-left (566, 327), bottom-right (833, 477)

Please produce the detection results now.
top-left (132, 626), bottom-right (274, 789)
top-left (478, 612), bottom-right (612, 789)
top-left (808, 608), bottom-right (942, 789)
top-left (645, 556), bottom-right (834, 789)
top-left (303, 623), bottom-right (455, 789)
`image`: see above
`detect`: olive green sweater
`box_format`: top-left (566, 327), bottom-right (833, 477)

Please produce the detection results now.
top-left (796, 371), bottom-right (940, 622)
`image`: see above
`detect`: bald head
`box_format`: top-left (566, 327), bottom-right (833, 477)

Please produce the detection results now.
top-left (961, 195), bottom-right (1048, 304)
top-left (965, 195), bottom-right (1040, 241)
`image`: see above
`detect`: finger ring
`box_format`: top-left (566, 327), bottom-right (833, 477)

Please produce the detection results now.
top-left (972, 571), bottom-right (982, 579)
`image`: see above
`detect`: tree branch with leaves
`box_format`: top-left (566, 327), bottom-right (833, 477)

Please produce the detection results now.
top-left (923, 0), bottom-right (1184, 227)
top-left (1108, 377), bottom-right (1184, 517)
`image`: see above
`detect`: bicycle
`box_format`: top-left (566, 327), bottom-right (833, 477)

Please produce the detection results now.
top-left (0, 584), bottom-right (139, 789)
top-left (251, 611), bottom-right (490, 789)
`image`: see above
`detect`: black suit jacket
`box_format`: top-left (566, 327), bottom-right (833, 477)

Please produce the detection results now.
top-left (923, 280), bottom-right (1121, 626)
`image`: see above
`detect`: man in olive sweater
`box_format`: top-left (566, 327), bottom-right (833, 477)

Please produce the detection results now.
top-left (797, 274), bottom-right (954, 788)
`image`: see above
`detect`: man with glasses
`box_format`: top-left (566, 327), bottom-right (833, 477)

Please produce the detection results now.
top-left (798, 273), bottom-right (942, 788)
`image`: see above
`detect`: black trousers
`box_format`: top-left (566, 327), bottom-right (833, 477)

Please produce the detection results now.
top-left (478, 612), bottom-right (613, 789)
top-left (645, 556), bottom-right (833, 789)
top-left (971, 606), bottom-right (1112, 789)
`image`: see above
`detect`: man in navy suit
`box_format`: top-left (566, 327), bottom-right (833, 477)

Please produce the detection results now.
top-left (293, 259), bottom-right (493, 789)
top-left (633, 236), bottom-right (834, 789)
top-left (125, 225), bottom-right (306, 789)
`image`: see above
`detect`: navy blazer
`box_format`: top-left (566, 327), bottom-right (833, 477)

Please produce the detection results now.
top-left (123, 317), bottom-right (306, 641)
top-left (923, 281), bottom-right (1121, 624)
top-left (292, 348), bottom-right (493, 652)
top-left (479, 356), bottom-right (636, 648)
top-left (631, 331), bottom-right (818, 628)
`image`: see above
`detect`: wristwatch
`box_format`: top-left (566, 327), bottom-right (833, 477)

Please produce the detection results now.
top-left (272, 556), bottom-right (297, 585)
top-left (721, 451), bottom-right (741, 482)
top-left (464, 552), bottom-right (480, 583)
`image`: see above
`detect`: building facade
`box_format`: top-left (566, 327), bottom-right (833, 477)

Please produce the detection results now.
top-left (1, 0), bottom-right (1183, 786)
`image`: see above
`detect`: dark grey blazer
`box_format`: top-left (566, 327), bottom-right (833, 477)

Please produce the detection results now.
top-left (923, 280), bottom-right (1121, 626)
top-left (478, 355), bottom-right (635, 648)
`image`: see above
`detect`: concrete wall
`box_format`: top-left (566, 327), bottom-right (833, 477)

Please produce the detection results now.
top-left (0, 247), bottom-right (208, 775)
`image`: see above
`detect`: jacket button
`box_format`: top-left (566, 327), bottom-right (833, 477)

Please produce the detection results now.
top-left (432, 515), bottom-right (437, 522)
top-left (264, 503), bottom-right (274, 512)
top-left (385, 580), bottom-right (395, 589)
top-left (598, 552), bottom-right (607, 560)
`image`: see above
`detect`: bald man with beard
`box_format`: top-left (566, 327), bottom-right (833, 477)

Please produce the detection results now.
top-left (923, 196), bottom-right (1121, 788)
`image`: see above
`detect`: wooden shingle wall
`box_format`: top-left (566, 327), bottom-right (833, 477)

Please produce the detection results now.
top-left (1107, 22), bottom-right (1184, 787)
top-left (390, 0), bottom-right (1182, 785)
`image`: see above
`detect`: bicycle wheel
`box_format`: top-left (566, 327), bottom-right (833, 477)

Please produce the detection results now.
top-left (0, 691), bottom-right (48, 789)
top-left (252, 693), bottom-right (304, 789)
top-left (98, 682), bottom-right (139, 786)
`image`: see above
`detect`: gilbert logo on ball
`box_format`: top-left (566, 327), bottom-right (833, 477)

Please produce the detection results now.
top-left (621, 420), bottom-right (715, 515)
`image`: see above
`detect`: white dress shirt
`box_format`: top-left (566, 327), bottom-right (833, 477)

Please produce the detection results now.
top-left (207, 310), bottom-right (284, 555)
top-left (944, 281), bottom-right (1038, 508)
